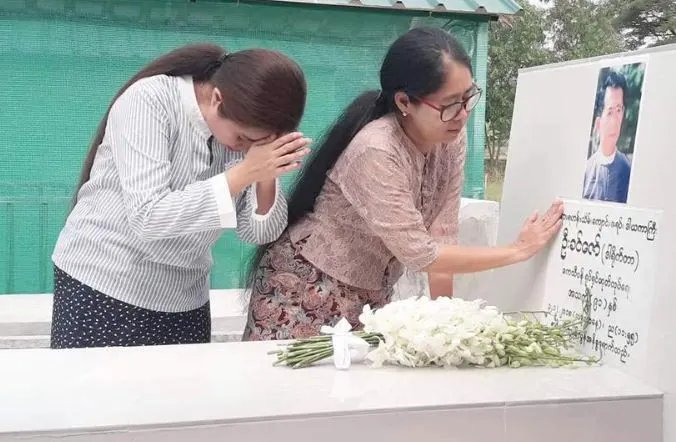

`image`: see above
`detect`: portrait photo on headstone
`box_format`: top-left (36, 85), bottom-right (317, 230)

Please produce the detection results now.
top-left (582, 60), bottom-right (647, 205)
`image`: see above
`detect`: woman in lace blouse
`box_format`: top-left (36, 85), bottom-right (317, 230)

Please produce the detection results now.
top-left (241, 28), bottom-right (563, 341)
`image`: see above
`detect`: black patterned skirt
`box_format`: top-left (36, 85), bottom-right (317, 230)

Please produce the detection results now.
top-left (50, 266), bottom-right (211, 349)
top-left (242, 232), bottom-right (392, 341)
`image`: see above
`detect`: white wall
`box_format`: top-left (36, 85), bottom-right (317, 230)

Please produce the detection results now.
top-left (0, 197), bottom-right (500, 349)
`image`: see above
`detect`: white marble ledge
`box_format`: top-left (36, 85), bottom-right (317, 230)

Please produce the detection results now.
top-left (0, 340), bottom-right (663, 441)
top-left (0, 290), bottom-right (247, 339)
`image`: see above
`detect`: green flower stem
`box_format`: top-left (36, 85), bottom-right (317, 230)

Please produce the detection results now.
top-left (271, 315), bottom-right (597, 369)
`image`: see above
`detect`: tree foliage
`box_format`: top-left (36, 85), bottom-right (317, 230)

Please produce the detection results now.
top-left (483, 0), bottom-right (666, 173)
top-left (610, 0), bottom-right (676, 50)
top-left (485, 3), bottom-right (550, 171)
top-left (545, 0), bottom-right (624, 62)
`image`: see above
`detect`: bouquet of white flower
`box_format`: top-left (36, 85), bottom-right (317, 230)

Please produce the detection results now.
top-left (271, 296), bottom-right (598, 369)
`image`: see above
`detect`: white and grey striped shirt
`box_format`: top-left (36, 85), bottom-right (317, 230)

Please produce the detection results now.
top-left (52, 74), bottom-right (287, 312)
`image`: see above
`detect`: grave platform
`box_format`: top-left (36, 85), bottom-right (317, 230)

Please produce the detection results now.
top-left (0, 340), bottom-right (662, 442)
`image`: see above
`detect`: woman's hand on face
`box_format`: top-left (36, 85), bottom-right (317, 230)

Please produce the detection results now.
top-left (512, 200), bottom-right (564, 262)
top-left (225, 133), bottom-right (310, 196)
top-left (242, 132), bottom-right (311, 182)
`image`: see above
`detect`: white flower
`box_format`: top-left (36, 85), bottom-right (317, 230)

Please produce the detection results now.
top-left (274, 296), bottom-right (593, 369)
top-left (358, 297), bottom-right (583, 369)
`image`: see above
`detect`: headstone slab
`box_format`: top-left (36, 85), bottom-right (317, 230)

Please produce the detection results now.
top-left (493, 43), bottom-right (676, 440)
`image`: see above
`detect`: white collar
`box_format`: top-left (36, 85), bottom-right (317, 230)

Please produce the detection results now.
top-left (177, 75), bottom-right (212, 139)
top-left (595, 148), bottom-right (617, 165)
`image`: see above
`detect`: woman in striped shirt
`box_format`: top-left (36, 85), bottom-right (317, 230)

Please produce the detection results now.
top-left (51, 44), bottom-right (310, 349)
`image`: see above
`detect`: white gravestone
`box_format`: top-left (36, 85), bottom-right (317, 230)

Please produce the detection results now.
top-left (391, 197), bottom-right (500, 301)
top-left (492, 43), bottom-right (676, 440)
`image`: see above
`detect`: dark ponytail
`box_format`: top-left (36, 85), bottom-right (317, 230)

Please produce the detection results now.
top-left (73, 43), bottom-right (306, 206)
top-left (73, 44), bottom-right (225, 205)
top-left (242, 89), bottom-right (389, 292)
top-left (288, 90), bottom-right (390, 227)
top-left (244, 27), bottom-right (472, 293)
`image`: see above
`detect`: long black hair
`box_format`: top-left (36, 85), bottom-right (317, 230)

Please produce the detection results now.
top-left (73, 43), bottom-right (306, 206)
top-left (244, 27), bottom-right (472, 292)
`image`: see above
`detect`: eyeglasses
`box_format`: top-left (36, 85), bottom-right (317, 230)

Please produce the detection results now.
top-left (417, 86), bottom-right (482, 122)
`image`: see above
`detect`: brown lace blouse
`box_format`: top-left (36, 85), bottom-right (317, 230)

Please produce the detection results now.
top-left (289, 114), bottom-right (466, 291)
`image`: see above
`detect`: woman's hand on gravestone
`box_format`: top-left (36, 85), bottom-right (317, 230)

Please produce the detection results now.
top-left (513, 200), bottom-right (564, 261)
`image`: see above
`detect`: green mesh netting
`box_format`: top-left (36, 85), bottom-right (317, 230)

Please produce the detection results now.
top-left (0, 0), bottom-right (487, 294)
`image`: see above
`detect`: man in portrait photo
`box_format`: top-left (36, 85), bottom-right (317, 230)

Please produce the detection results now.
top-left (582, 70), bottom-right (632, 204)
